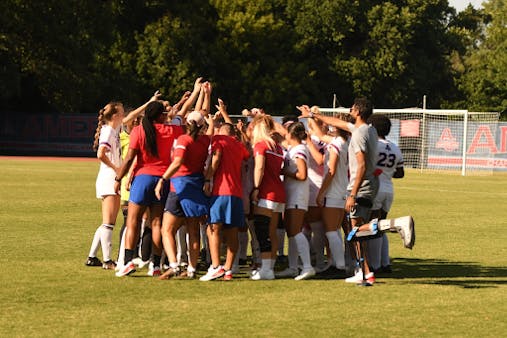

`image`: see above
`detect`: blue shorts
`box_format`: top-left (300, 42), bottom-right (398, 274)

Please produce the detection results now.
top-left (129, 175), bottom-right (168, 206)
top-left (209, 195), bottom-right (245, 228)
top-left (164, 192), bottom-right (186, 218)
top-left (171, 175), bottom-right (209, 217)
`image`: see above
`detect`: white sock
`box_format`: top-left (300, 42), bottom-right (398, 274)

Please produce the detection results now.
top-left (287, 237), bottom-right (298, 270)
top-left (326, 231), bottom-right (345, 269)
top-left (277, 228), bottom-right (286, 256)
top-left (176, 226), bottom-right (188, 264)
top-left (295, 232), bottom-right (312, 270)
top-left (310, 221), bottom-right (326, 268)
top-left (117, 229), bottom-right (126, 267)
top-left (238, 232), bottom-right (248, 260)
top-left (100, 224), bottom-right (114, 262)
top-left (381, 233), bottom-right (390, 267)
top-left (261, 259), bottom-right (273, 272)
top-left (367, 236), bottom-right (382, 271)
top-left (88, 226), bottom-right (102, 258)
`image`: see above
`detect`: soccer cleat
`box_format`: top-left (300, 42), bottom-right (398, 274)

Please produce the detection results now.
top-left (199, 265), bottom-right (225, 281)
top-left (365, 272), bottom-right (375, 284)
top-left (147, 266), bottom-right (161, 277)
top-left (158, 267), bottom-right (180, 280)
top-left (295, 267), bottom-right (316, 281)
top-left (175, 270), bottom-right (196, 280)
top-left (345, 270), bottom-right (364, 283)
top-left (132, 257), bottom-right (150, 269)
top-left (223, 270), bottom-right (233, 281)
top-left (275, 268), bottom-right (298, 278)
top-left (115, 261), bottom-right (136, 277)
top-left (394, 216), bottom-right (415, 249)
top-left (251, 269), bottom-right (275, 280)
top-left (102, 260), bottom-right (117, 270)
top-left (85, 257), bottom-right (102, 267)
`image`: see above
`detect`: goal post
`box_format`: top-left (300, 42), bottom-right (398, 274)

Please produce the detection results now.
top-left (319, 108), bottom-right (500, 175)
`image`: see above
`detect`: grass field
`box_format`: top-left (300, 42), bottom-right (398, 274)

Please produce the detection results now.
top-left (0, 157), bottom-right (506, 337)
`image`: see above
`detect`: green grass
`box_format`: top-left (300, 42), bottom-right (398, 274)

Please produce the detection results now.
top-left (0, 158), bottom-right (506, 337)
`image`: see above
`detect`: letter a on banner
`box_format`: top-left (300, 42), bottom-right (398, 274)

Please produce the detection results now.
top-left (436, 128), bottom-right (459, 152)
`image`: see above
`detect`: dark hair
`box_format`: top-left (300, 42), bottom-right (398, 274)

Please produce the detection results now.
top-left (220, 122), bottom-right (236, 137)
top-left (142, 101), bottom-right (165, 157)
top-left (187, 121), bottom-right (202, 140)
top-left (287, 121), bottom-right (307, 142)
top-left (335, 112), bottom-right (353, 139)
top-left (282, 114), bottom-right (298, 126)
top-left (353, 97), bottom-right (374, 120)
top-left (92, 102), bottom-right (122, 151)
top-left (368, 114), bottom-right (391, 137)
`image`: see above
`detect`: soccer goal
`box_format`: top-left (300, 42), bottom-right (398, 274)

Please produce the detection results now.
top-left (319, 108), bottom-right (501, 175)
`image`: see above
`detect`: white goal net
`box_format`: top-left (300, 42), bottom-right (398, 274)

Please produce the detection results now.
top-left (319, 108), bottom-right (501, 175)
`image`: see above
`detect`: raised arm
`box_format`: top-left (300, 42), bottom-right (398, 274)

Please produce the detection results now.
top-left (215, 98), bottom-right (233, 124)
top-left (123, 90), bottom-right (161, 125)
top-left (178, 77), bottom-right (203, 117)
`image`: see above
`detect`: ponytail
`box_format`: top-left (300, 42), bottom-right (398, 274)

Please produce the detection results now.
top-left (142, 116), bottom-right (158, 157)
top-left (92, 102), bottom-right (123, 152)
top-left (92, 108), bottom-right (106, 151)
top-left (142, 101), bottom-right (166, 157)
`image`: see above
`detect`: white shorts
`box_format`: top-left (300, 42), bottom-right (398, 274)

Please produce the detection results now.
top-left (308, 183), bottom-right (320, 207)
top-left (95, 168), bottom-right (116, 198)
top-left (322, 195), bottom-right (346, 209)
top-left (257, 199), bottom-right (285, 213)
top-left (285, 202), bottom-right (308, 211)
top-left (373, 191), bottom-right (393, 212)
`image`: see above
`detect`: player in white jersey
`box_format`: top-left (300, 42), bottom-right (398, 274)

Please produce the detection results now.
top-left (86, 102), bottom-right (125, 269)
top-left (305, 129), bottom-right (328, 272)
top-left (277, 122), bottom-right (315, 280)
top-left (367, 114), bottom-right (404, 273)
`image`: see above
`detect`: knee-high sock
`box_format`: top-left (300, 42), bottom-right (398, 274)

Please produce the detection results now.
top-left (238, 231), bottom-right (248, 260)
top-left (277, 228), bottom-right (286, 256)
top-left (381, 233), bottom-right (390, 267)
top-left (117, 227), bottom-right (126, 267)
top-left (367, 236), bottom-right (382, 271)
top-left (141, 226), bottom-right (152, 262)
top-left (326, 231), bottom-right (345, 269)
top-left (176, 226), bottom-right (188, 265)
top-left (88, 226), bottom-right (102, 258)
top-left (309, 221), bottom-right (326, 268)
top-left (100, 224), bottom-right (114, 262)
top-left (287, 237), bottom-right (298, 270)
top-left (295, 232), bottom-right (312, 270)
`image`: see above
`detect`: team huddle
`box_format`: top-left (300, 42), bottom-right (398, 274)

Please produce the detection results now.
top-left (85, 78), bottom-right (414, 285)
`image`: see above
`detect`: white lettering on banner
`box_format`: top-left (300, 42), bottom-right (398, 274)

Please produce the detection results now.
top-left (428, 122), bottom-right (507, 170)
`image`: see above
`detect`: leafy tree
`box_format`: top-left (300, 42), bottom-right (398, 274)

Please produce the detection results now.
top-left (456, 0), bottom-right (507, 115)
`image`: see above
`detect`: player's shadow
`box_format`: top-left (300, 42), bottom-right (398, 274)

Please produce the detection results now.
top-left (385, 257), bottom-right (507, 289)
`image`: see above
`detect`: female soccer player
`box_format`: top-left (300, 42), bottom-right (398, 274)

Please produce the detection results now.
top-left (276, 122), bottom-right (315, 280)
top-left (250, 114), bottom-right (286, 280)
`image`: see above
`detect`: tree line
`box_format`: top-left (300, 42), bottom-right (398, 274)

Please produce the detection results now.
top-left (0, 0), bottom-right (505, 117)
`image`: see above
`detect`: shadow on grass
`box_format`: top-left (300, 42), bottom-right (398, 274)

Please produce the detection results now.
top-left (383, 258), bottom-right (507, 289)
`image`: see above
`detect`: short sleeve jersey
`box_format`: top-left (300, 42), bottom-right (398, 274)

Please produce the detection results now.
top-left (172, 134), bottom-right (211, 177)
top-left (307, 135), bottom-right (326, 190)
top-left (324, 136), bottom-right (349, 199)
top-left (254, 141), bottom-right (286, 203)
top-left (129, 123), bottom-right (184, 177)
top-left (98, 125), bottom-right (121, 171)
top-left (376, 139), bottom-right (404, 194)
top-left (284, 143), bottom-right (309, 197)
top-left (211, 135), bottom-right (250, 197)
top-left (347, 123), bottom-right (378, 191)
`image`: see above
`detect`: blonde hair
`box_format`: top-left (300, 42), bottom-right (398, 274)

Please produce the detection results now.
top-left (92, 102), bottom-right (123, 151)
top-left (251, 114), bottom-right (276, 149)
